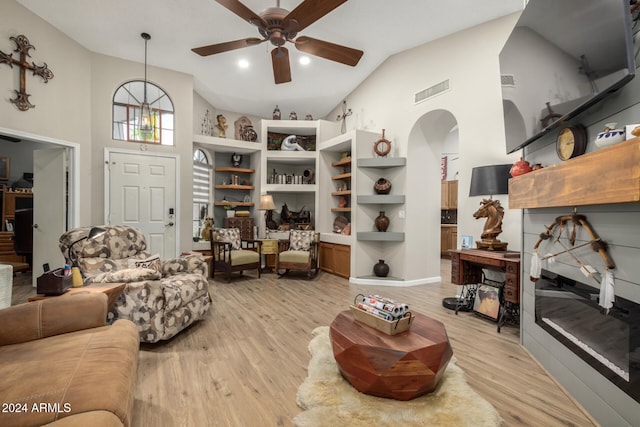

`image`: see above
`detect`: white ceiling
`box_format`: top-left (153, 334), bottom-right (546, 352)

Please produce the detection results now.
top-left (16, 0), bottom-right (524, 119)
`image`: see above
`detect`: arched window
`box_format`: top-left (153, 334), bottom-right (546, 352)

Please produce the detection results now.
top-left (112, 80), bottom-right (174, 145)
top-left (193, 149), bottom-right (212, 239)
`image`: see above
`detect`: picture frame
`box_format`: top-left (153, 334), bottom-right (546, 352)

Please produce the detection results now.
top-left (473, 283), bottom-right (501, 321)
top-left (461, 235), bottom-right (473, 249)
top-left (0, 157), bottom-right (9, 181)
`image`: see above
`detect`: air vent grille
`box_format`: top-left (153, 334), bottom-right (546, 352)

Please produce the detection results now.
top-left (501, 74), bottom-right (515, 86)
top-left (414, 79), bottom-right (450, 104)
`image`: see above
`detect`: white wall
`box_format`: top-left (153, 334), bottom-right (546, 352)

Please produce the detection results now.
top-left (324, 13), bottom-right (523, 282)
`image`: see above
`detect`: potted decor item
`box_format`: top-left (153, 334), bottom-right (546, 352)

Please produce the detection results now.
top-left (509, 157), bottom-right (532, 177)
top-left (224, 205), bottom-right (236, 217)
top-left (373, 259), bottom-right (390, 277)
top-left (375, 211), bottom-right (390, 232)
top-left (374, 177), bottom-right (391, 194)
top-left (595, 123), bottom-right (626, 148)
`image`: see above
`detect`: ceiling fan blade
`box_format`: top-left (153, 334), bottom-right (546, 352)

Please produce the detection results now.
top-left (271, 47), bottom-right (292, 84)
top-left (295, 36), bottom-right (363, 66)
top-left (192, 37), bottom-right (264, 56)
top-left (215, 0), bottom-right (268, 28)
top-left (284, 0), bottom-right (347, 32)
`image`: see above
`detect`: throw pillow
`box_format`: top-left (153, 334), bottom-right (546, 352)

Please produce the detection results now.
top-left (215, 228), bottom-right (241, 250)
top-left (289, 230), bottom-right (314, 251)
top-left (91, 267), bottom-right (161, 283)
top-left (128, 254), bottom-right (161, 272)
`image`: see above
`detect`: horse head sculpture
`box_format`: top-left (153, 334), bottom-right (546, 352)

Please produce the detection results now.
top-left (473, 198), bottom-right (508, 250)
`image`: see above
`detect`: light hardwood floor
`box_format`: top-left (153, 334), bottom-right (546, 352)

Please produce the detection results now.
top-left (11, 262), bottom-right (598, 427)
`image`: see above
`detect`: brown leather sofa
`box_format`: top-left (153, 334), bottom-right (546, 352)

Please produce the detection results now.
top-left (0, 293), bottom-right (139, 426)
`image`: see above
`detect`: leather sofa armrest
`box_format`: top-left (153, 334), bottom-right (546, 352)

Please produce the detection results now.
top-left (0, 293), bottom-right (108, 346)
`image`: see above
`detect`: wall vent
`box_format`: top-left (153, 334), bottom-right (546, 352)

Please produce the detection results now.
top-left (414, 79), bottom-right (451, 104)
top-left (501, 74), bottom-right (515, 87)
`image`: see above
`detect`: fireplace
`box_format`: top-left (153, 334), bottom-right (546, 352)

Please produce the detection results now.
top-left (535, 269), bottom-right (640, 403)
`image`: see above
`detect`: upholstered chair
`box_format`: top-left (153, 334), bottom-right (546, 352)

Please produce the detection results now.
top-left (276, 230), bottom-right (319, 279)
top-left (59, 225), bottom-right (210, 343)
top-left (210, 227), bottom-right (261, 282)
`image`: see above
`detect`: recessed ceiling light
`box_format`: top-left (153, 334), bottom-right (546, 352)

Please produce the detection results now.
top-left (238, 59), bottom-right (249, 69)
top-left (299, 56), bottom-right (310, 65)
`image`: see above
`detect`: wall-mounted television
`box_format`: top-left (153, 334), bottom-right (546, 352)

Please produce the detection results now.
top-left (500, 0), bottom-right (636, 154)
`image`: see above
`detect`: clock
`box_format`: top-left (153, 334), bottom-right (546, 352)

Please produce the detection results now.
top-left (556, 124), bottom-right (586, 160)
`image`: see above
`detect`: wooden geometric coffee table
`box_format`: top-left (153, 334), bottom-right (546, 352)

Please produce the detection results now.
top-left (329, 310), bottom-right (453, 400)
top-left (28, 282), bottom-right (126, 311)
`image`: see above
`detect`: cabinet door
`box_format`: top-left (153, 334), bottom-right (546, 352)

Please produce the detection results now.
top-left (440, 227), bottom-right (450, 255)
top-left (448, 181), bottom-right (458, 209)
top-left (319, 242), bottom-right (334, 273)
top-left (440, 182), bottom-right (449, 209)
top-left (450, 229), bottom-right (458, 252)
top-left (332, 244), bottom-right (350, 279)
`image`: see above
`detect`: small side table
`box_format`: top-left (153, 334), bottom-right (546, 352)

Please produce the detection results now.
top-left (259, 239), bottom-right (278, 272)
top-left (28, 282), bottom-right (126, 311)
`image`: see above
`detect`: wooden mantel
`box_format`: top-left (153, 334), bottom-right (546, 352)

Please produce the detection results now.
top-left (509, 137), bottom-right (640, 209)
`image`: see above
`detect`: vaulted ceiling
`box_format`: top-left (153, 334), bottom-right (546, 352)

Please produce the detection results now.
top-left (17, 0), bottom-right (523, 118)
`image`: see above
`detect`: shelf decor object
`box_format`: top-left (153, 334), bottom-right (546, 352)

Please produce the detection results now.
top-left (373, 177), bottom-right (391, 194)
top-left (469, 164), bottom-right (511, 251)
top-left (260, 194), bottom-right (277, 230)
top-left (373, 259), bottom-right (390, 277)
top-left (374, 211), bottom-right (390, 232)
top-left (373, 129), bottom-right (391, 157)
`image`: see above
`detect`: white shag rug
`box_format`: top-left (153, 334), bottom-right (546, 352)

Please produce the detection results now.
top-left (294, 326), bottom-right (502, 427)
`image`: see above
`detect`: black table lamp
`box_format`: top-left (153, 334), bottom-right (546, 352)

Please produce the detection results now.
top-left (67, 226), bottom-right (106, 267)
top-left (469, 164), bottom-right (511, 251)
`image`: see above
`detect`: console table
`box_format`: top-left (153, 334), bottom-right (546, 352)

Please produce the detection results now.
top-left (449, 249), bottom-right (520, 332)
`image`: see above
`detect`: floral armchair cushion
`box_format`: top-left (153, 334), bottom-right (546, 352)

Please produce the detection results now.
top-left (214, 228), bottom-right (241, 250)
top-left (289, 230), bottom-right (315, 251)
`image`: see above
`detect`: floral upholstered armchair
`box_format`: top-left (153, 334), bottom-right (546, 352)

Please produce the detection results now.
top-left (59, 225), bottom-right (210, 343)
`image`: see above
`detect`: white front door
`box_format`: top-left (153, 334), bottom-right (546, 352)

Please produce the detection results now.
top-left (33, 148), bottom-right (67, 287)
top-left (106, 151), bottom-right (177, 258)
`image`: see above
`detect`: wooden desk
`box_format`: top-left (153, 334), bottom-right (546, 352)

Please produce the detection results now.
top-left (28, 282), bottom-right (126, 311)
top-left (449, 249), bottom-right (520, 332)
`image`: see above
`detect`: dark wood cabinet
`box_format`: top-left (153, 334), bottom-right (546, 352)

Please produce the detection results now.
top-left (319, 241), bottom-right (350, 279)
top-left (223, 217), bottom-right (255, 241)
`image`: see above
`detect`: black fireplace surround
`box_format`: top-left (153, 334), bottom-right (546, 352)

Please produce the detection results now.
top-left (535, 269), bottom-right (640, 403)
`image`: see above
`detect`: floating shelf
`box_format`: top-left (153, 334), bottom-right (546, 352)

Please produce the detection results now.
top-left (331, 208), bottom-right (352, 212)
top-left (357, 157), bottom-right (407, 168)
top-left (214, 202), bottom-right (254, 207)
top-left (214, 167), bottom-right (255, 174)
top-left (331, 157), bottom-right (352, 167)
top-left (331, 172), bottom-right (352, 180)
top-left (357, 232), bottom-right (404, 242)
top-left (357, 195), bottom-right (405, 204)
top-left (331, 190), bottom-right (352, 196)
top-left (214, 185), bottom-right (254, 190)
top-left (509, 137), bottom-right (640, 208)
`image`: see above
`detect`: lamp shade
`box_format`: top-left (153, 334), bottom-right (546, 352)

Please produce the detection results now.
top-left (469, 164), bottom-right (511, 197)
top-left (259, 194), bottom-right (275, 210)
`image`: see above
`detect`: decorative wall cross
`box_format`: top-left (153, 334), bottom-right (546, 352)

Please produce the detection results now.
top-left (0, 34), bottom-right (54, 111)
top-left (336, 100), bottom-right (352, 134)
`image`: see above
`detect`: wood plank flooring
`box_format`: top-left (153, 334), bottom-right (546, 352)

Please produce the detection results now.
top-left (10, 262), bottom-right (599, 427)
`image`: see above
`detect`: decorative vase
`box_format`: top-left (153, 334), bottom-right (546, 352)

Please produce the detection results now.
top-left (374, 177), bottom-right (392, 194)
top-left (373, 259), bottom-right (389, 277)
top-left (373, 129), bottom-right (392, 157)
top-left (375, 211), bottom-right (390, 232)
top-left (509, 157), bottom-right (532, 177)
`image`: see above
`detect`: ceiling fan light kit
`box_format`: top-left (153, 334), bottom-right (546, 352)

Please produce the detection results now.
top-left (192, 0), bottom-right (363, 84)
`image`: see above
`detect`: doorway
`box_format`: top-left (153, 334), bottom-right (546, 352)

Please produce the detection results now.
top-left (104, 148), bottom-right (178, 258)
top-left (0, 126), bottom-right (79, 287)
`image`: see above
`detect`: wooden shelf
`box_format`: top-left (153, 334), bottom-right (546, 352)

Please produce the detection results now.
top-left (214, 167), bottom-right (255, 174)
top-left (357, 195), bottom-right (405, 204)
top-left (331, 172), bottom-right (352, 180)
top-left (357, 157), bottom-right (406, 168)
top-left (357, 232), bottom-right (404, 242)
top-left (331, 208), bottom-right (352, 212)
top-left (509, 137), bottom-right (640, 208)
top-left (331, 190), bottom-right (352, 196)
top-left (214, 202), bottom-right (254, 207)
top-left (331, 157), bottom-right (352, 167)
top-left (214, 185), bottom-right (254, 190)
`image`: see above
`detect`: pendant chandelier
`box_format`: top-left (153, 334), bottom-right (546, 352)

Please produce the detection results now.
top-left (139, 32), bottom-right (152, 132)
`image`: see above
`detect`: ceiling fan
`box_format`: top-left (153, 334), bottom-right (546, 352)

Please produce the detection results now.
top-left (192, 0), bottom-right (363, 84)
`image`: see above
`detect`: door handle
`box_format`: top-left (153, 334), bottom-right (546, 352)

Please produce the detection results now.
top-left (32, 224), bottom-right (39, 229)
top-left (165, 222), bottom-right (174, 227)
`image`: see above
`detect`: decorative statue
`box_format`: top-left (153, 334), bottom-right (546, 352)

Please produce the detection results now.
top-left (215, 114), bottom-right (228, 138)
top-left (272, 105), bottom-right (281, 120)
top-left (473, 198), bottom-right (508, 250)
top-left (200, 217), bottom-right (214, 241)
top-left (281, 134), bottom-right (305, 151)
top-left (234, 116), bottom-right (253, 140)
